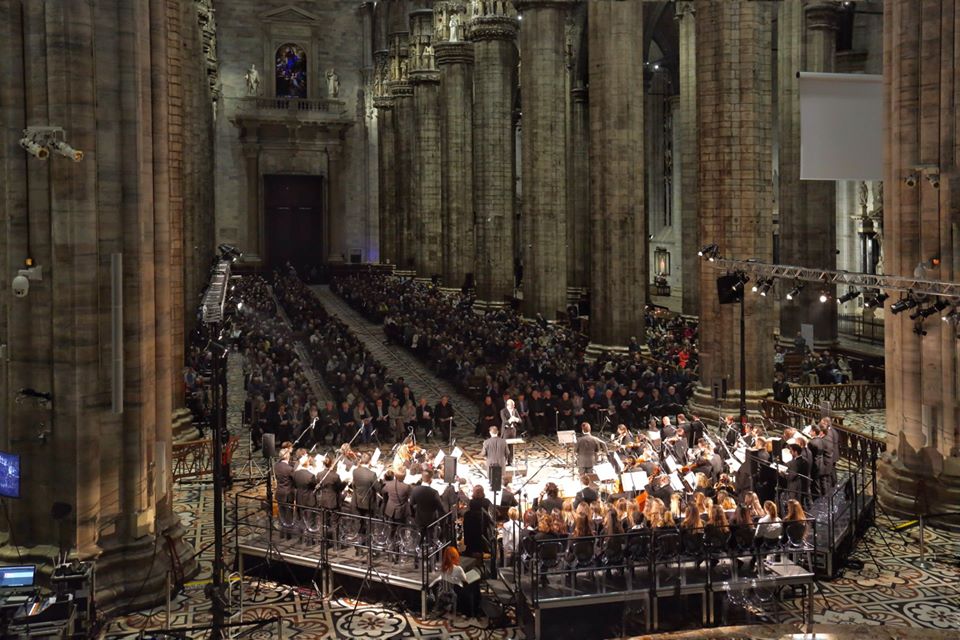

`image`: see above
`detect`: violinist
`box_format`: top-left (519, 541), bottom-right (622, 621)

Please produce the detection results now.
top-left (665, 427), bottom-right (688, 464)
top-left (613, 423), bottom-right (635, 449)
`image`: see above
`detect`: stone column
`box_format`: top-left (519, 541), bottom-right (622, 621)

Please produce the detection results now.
top-left (878, 0), bottom-right (960, 519)
top-left (374, 51), bottom-right (397, 265)
top-left (693, 0), bottom-right (775, 410)
top-left (470, 1), bottom-right (518, 304)
top-left (517, 0), bottom-right (570, 318)
top-left (676, 2), bottom-right (699, 315)
top-left (778, 0), bottom-right (839, 347)
top-left (389, 32), bottom-right (415, 269)
top-left (242, 145), bottom-right (261, 259)
top-left (568, 85), bottom-right (589, 291)
top-left (435, 37), bottom-right (475, 287)
top-left (409, 10), bottom-right (443, 277)
top-left (587, 0), bottom-right (645, 349)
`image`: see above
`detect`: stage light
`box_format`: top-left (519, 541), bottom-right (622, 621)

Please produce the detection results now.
top-left (837, 290), bottom-right (860, 304)
top-left (943, 307), bottom-right (958, 323)
top-left (756, 279), bottom-right (774, 296)
top-left (698, 244), bottom-right (720, 261)
top-left (863, 292), bottom-right (889, 308)
top-left (730, 272), bottom-right (749, 291)
top-left (818, 291), bottom-right (830, 303)
top-left (890, 295), bottom-right (918, 315)
top-left (785, 283), bottom-right (805, 301)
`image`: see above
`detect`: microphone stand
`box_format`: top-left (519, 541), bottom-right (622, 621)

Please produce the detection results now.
top-left (292, 417), bottom-right (318, 450)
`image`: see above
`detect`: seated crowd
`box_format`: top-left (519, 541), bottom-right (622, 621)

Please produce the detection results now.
top-left (330, 273), bottom-right (699, 436)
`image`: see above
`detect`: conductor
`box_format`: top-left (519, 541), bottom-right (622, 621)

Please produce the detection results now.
top-left (574, 422), bottom-right (608, 475)
top-left (481, 426), bottom-right (509, 486)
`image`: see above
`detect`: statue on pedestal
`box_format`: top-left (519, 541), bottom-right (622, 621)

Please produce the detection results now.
top-left (449, 13), bottom-right (462, 42)
top-left (326, 68), bottom-right (340, 98)
top-left (244, 64), bottom-right (261, 96)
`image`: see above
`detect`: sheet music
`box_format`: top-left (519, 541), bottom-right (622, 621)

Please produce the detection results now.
top-left (557, 430), bottom-right (577, 445)
top-left (663, 455), bottom-right (678, 472)
top-left (451, 446), bottom-right (463, 458)
top-left (683, 471), bottom-right (697, 488)
top-left (433, 450), bottom-right (445, 468)
top-left (370, 448), bottom-right (381, 466)
top-left (621, 470), bottom-right (648, 491)
top-left (464, 568), bottom-right (482, 584)
top-left (668, 472), bottom-right (684, 492)
top-left (594, 462), bottom-right (617, 482)
top-left (734, 448), bottom-right (746, 463)
top-left (647, 430), bottom-right (661, 442)
top-left (727, 459), bottom-right (741, 473)
top-left (505, 438), bottom-right (525, 445)
top-left (781, 449), bottom-right (793, 464)
top-left (613, 453), bottom-right (624, 472)
top-left (406, 473), bottom-right (422, 485)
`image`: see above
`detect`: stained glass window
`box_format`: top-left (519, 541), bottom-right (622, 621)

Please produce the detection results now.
top-left (275, 43), bottom-right (307, 98)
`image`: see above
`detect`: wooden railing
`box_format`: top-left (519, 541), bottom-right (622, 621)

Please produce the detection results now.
top-left (760, 399), bottom-right (885, 467)
top-left (789, 382), bottom-right (885, 412)
top-left (172, 436), bottom-right (239, 481)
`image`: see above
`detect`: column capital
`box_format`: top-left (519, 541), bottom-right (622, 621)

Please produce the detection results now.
top-left (805, 1), bottom-right (840, 31)
top-left (674, 1), bottom-right (695, 20)
top-left (389, 80), bottom-right (414, 98)
top-left (571, 85), bottom-right (588, 103)
top-left (434, 41), bottom-right (475, 66)
top-left (409, 69), bottom-right (441, 84)
top-left (469, 15), bottom-right (518, 42)
top-left (373, 95), bottom-right (395, 110)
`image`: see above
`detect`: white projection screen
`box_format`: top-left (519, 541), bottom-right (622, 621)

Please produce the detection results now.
top-left (799, 72), bottom-right (883, 181)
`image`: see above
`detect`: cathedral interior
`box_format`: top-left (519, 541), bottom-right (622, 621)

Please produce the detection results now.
top-left (0, 0), bottom-right (959, 638)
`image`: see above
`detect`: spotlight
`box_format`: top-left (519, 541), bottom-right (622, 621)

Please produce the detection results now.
top-left (904, 172), bottom-right (918, 188)
top-left (890, 295), bottom-right (918, 315)
top-left (926, 173), bottom-right (940, 189)
top-left (837, 289), bottom-right (860, 304)
top-left (19, 137), bottom-right (49, 159)
top-left (785, 283), bottom-right (805, 301)
top-left (698, 244), bottom-right (720, 261)
top-left (48, 139), bottom-right (83, 161)
top-left (863, 292), bottom-right (889, 308)
top-left (731, 272), bottom-right (749, 291)
top-left (818, 291), bottom-right (830, 303)
top-left (943, 307), bottom-right (958, 323)
top-left (217, 243), bottom-right (243, 262)
top-left (756, 278), bottom-right (774, 296)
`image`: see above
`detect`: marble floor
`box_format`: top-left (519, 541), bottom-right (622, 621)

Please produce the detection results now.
top-left (100, 286), bottom-right (960, 639)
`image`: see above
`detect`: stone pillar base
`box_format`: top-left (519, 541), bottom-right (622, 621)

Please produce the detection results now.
top-left (687, 384), bottom-right (772, 424)
top-left (584, 342), bottom-right (632, 360)
top-left (878, 453), bottom-right (960, 531)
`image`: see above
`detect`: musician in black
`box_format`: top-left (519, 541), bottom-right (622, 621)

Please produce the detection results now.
top-left (434, 395), bottom-right (455, 442)
top-left (274, 447), bottom-right (295, 529)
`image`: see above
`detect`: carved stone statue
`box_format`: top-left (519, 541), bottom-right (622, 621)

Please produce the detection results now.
top-left (244, 64), bottom-right (261, 96)
top-left (326, 68), bottom-right (340, 98)
top-left (449, 13), bottom-right (462, 42)
top-left (857, 181), bottom-right (869, 216)
top-left (399, 59), bottom-right (408, 80)
top-left (422, 44), bottom-right (434, 68)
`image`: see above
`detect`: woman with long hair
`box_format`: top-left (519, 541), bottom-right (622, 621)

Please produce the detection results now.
top-left (440, 546), bottom-right (480, 618)
top-left (680, 503), bottom-right (702, 530)
top-left (742, 491), bottom-right (765, 520)
top-left (707, 504), bottom-right (729, 533)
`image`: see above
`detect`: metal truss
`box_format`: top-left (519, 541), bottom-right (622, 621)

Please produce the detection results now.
top-left (201, 260), bottom-right (232, 324)
top-left (706, 258), bottom-right (960, 300)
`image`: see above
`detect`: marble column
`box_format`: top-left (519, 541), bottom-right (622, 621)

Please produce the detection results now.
top-left (676, 2), bottom-right (700, 316)
top-left (389, 32), bottom-right (415, 269)
top-left (409, 10), bottom-right (443, 277)
top-left (878, 0), bottom-right (960, 520)
top-left (242, 145), bottom-right (261, 259)
top-left (435, 37), bottom-right (475, 286)
top-left (778, 0), bottom-right (840, 347)
top-left (374, 51), bottom-right (397, 265)
top-left (693, 0), bottom-right (775, 411)
top-left (469, 2), bottom-right (518, 304)
top-left (517, 0), bottom-right (570, 318)
top-left (568, 85), bottom-right (589, 292)
top-left (587, 0), bottom-right (645, 349)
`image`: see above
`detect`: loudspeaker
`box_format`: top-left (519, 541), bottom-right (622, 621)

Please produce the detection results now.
top-left (721, 378), bottom-right (729, 397)
top-left (262, 433), bottom-right (276, 458)
top-left (489, 465), bottom-right (502, 492)
top-left (443, 457), bottom-right (457, 483)
top-left (716, 275), bottom-right (745, 304)
top-left (712, 383), bottom-right (720, 403)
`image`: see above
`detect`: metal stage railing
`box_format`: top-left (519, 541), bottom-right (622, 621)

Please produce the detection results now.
top-left (514, 520), bottom-right (816, 637)
top-left (231, 493), bottom-right (455, 617)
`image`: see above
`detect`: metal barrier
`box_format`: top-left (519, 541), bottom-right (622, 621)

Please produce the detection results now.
top-left (518, 521), bottom-right (816, 636)
top-left (231, 492), bottom-right (455, 617)
top-left (788, 382), bottom-right (885, 412)
top-left (838, 313), bottom-right (884, 345)
top-left (917, 511), bottom-right (960, 569)
top-left (172, 436), bottom-right (239, 481)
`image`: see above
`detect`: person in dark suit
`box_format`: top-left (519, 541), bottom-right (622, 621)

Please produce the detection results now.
top-left (372, 397), bottom-right (390, 443)
top-left (538, 482), bottom-right (564, 514)
top-left (807, 426), bottom-right (828, 497)
top-left (381, 469), bottom-right (412, 523)
top-left (411, 470), bottom-right (446, 528)
top-left (463, 489), bottom-right (495, 558)
top-left (415, 397), bottom-right (433, 442)
top-left (685, 415), bottom-right (705, 450)
top-left (434, 395), bottom-right (455, 442)
top-left (293, 456), bottom-right (318, 529)
top-left (572, 474), bottom-right (599, 510)
top-left (274, 448), bottom-right (296, 527)
top-left (316, 455), bottom-right (345, 511)
top-left (352, 452), bottom-right (381, 518)
top-left (338, 401), bottom-right (356, 445)
top-left (477, 395), bottom-right (499, 436)
top-left (481, 426), bottom-right (509, 481)
top-left (574, 422), bottom-right (607, 475)
top-left (783, 443), bottom-right (810, 504)
top-left (500, 399), bottom-right (521, 465)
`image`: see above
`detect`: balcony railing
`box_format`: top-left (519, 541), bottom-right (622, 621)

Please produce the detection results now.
top-left (838, 313), bottom-right (884, 345)
top-left (240, 96), bottom-right (348, 116)
top-left (789, 382), bottom-right (885, 411)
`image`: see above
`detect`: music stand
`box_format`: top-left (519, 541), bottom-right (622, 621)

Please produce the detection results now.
top-left (557, 430), bottom-right (577, 476)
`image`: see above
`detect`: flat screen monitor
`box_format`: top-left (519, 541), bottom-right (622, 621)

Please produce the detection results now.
top-left (0, 565), bottom-right (35, 588)
top-left (0, 451), bottom-right (20, 499)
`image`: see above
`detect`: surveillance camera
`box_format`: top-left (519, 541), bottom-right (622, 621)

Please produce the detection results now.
top-left (12, 274), bottom-right (29, 297)
top-left (48, 140), bottom-right (83, 162)
top-left (904, 173), bottom-right (918, 188)
top-left (19, 137), bottom-right (49, 160)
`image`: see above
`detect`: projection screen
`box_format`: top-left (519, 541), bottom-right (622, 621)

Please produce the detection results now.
top-left (798, 72), bottom-right (883, 181)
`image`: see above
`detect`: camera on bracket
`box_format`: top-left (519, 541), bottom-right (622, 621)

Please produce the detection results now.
top-left (12, 264), bottom-right (42, 298)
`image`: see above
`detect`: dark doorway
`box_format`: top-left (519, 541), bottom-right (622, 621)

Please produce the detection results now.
top-left (263, 174), bottom-right (325, 272)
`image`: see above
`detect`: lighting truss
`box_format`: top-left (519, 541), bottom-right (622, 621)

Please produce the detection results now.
top-left (201, 260), bottom-right (232, 324)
